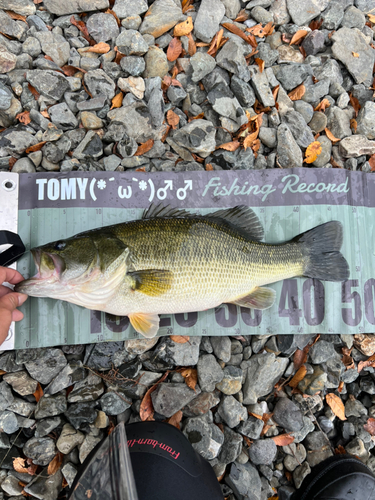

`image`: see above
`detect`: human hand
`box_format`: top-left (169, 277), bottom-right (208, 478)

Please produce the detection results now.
top-left (0, 267), bottom-right (28, 347)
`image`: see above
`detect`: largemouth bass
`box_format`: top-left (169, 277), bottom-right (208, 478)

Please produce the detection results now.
top-left (15, 205), bottom-right (349, 338)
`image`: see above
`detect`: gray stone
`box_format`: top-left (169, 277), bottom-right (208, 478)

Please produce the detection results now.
top-left (286, 0), bottom-right (320, 25)
top-left (0, 382), bottom-right (14, 412)
top-left (298, 366), bottom-right (327, 395)
top-left (355, 0), bottom-right (375, 11)
top-left (100, 392), bottom-right (131, 415)
top-left (190, 52), bottom-right (216, 82)
top-left (143, 45), bottom-right (169, 79)
top-left (225, 462), bottom-right (262, 500)
top-left (302, 30), bottom-right (326, 56)
top-left (3, 371), bottom-right (37, 396)
top-left (218, 426), bottom-right (243, 464)
top-left (8, 397), bottom-right (35, 416)
top-left (309, 340), bottom-right (336, 364)
top-left (230, 75), bottom-right (256, 107)
top-left (284, 443), bottom-right (307, 472)
top-left (356, 101), bottom-right (375, 139)
top-left (151, 383), bottom-right (200, 418)
top-left (282, 110), bottom-right (315, 148)
top-left (314, 59), bottom-right (343, 86)
top-left (257, 42), bottom-right (279, 67)
top-left (42, 136), bottom-right (71, 163)
top-left (259, 127), bottom-right (277, 148)
top-left (332, 27), bottom-right (375, 86)
top-left (25, 348), bottom-right (67, 385)
top-left (34, 31), bottom-right (70, 67)
top-left (56, 423), bottom-right (85, 454)
top-left (84, 69), bottom-right (116, 103)
top-left (73, 130), bottom-right (103, 159)
top-left (104, 155), bottom-right (121, 171)
top-left (251, 5), bottom-right (273, 23)
top-left (0, 411), bottom-right (18, 434)
top-left (345, 398), bottom-right (367, 417)
top-left (64, 402), bottom-right (98, 429)
top-left (293, 462), bottom-right (311, 489)
top-left (342, 6), bottom-right (365, 29)
top-left (0, 0), bottom-right (35, 15)
top-left (80, 433), bottom-right (103, 463)
top-left (269, 0), bottom-right (290, 25)
top-left (35, 417), bottom-right (61, 438)
top-left (294, 100), bottom-right (314, 123)
top-left (243, 352), bottom-right (289, 404)
top-left (321, 1), bottom-right (344, 30)
top-left (35, 392), bottom-right (68, 419)
top-left (113, 0), bottom-right (148, 19)
top-left (274, 63), bottom-right (313, 91)
top-left (183, 417), bottom-right (214, 460)
top-left (194, 0), bottom-right (225, 43)
top-left (273, 398), bottom-right (304, 431)
top-left (250, 66), bottom-right (275, 107)
top-left (197, 354), bottom-right (224, 392)
top-left (22, 37), bottom-right (42, 58)
top-left (221, 0), bottom-right (241, 18)
top-left (24, 468), bottom-right (63, 500)
top-left (116, 29), bottom-right (149, 56)
top-left (216, 365), bottom-right (242, 395)
top-left (120, 56), bottom-right (145, 76)
top-left (309, 111), bottom-right (327, 133)
top-left (277, 123), bottom-right (303, 169)
top-left (45, 361), bottom-right (86, 395)
top-left (43, 0), bottom-right (109, 15)
top-left (249, 438), bottom-right (277, 465)
top-left (216, 40), bottom-right (250, 82)
top-left (0, 11), bottom-right (26, 40)
top-left (326, 106), bottom-right (352, 139)
top-left (1, 475), bottom-right (23, 496)
top-left (139, 0), bottom-right (182, 39)
top-left (172, 119), bottom-right (216, 158)
top-left (238, 416), bottom-right (264, 440)
top-left (61, 463), bottom-right (77, 488)
top-left (184, 392), bottom-right (220, 417)
top-left (26, 70), bottom-right (69, 100)
top-left (24, 437), bottom-right (56, 466)
top-left (210, 336), bottom-right (231, 362)
top-left (0, 84), bottom-right (13, 110)
top-left (67, 373), bottom-right (105, 403)
top-left (312, 136), bottom-right (332, 168)
top-left (217, 395), bottom-right (247, 428)
top-left (339, 135), bottom-right (375, 157)
top-left (345, 437), bottom-right (368, 460)
top-left (87, 13), bottom-right (119, 43)
top-left (167, 85), bottom-right (187, 106)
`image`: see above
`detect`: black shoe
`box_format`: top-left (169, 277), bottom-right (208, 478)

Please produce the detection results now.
top-left (294, 454), bottom-right (375, 500)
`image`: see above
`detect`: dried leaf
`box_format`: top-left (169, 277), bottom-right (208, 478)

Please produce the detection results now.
top-left (134, 139), bottom-right (154, 156)
top-left (249, 412), bottom-right (263, 420)
top-left (222, 22), bottom-right (256, 47)
top-left (9, 157), bottom-right (17, 168)
top-left (166, 109), bottom-right (180, 129)
top-left (84, 42), bottom-right (111, 54)
top-left (354, 334), bottom-right (375, 356)
top-left (170, 335), bottom-right (189, 343)
top-left (5, 11), bottom-right (27, 22)
top-left (167, 410), bottom-right (183, 429)
top-left (16, 111), bottom-right (31, 125)
top-left (314, 98), bottom-right (331, 112)
top-left (40, 110), bottom-right (50, 118)
top-left (309, 19), bottom-right (323, 30)
top-left (304, 141), bottom-right (322, 164)
top-left (352, 52), bottom-right (359, 57)
top-left (325, 127), bottom-right (340, 143)
top-left (167, 37), bottom-right (182, 62)
top-left (110, 92), bottom-right (123, 109)
top-left (335, 445), bottom-right (346, 455)
top-left (288, 84), bottom-right (305, 101)
top-left (247, 22), bottom-right (274, 38)
top-left (182, 0), bottom-right (194, 14)
top-left (60, 65), bottom-right (85, 76)
top-left (179, 367), bottom-right (198, 391)
top-left (369, 154), bottom-right (375, 172)
top-left (290, 29), bottom-right (309, 45)
top-left (272, 434), bottom-right (294, 446)
top-left (187, 32), bottom-right (196, 56)
top-left (293, 349), bottom-right (308, 370)
top-left (216, 140), bottom-right (240, 151)
top-left (272, 85), bottom-right (279, 101)
top-left (28, 84), bottom-right (40, 100)
top-left (13, 458), bottom-right (29, 474)
top-left (140, 371), bottom-right (169, 421)
top-left (289, 366), bottom-right (307, 388)
top-left (0, 369), bottom-right (6, 375)
top-left (174, 16), bottom-right (193, 37)
top-left (358, 355), bottom-right (375, 373)
top-left (338, 381), bottom-right (344, 393)
top-left (364, 417), bottom-right (375, 436)
top-left (26, 142), bottom-right (46, 153)
top-left (326, 393), bottom-right (346, 421)
top-left (70, 16), bottom-right (94, 45)
top-left (254, 58), bottom-right (265, 73)
top-left (234, 9), bottom-right (248, 22)
top-left (188, 112), bottom-right (204, 121)
top-left (243, 130), bottom-right (259, 150)
top-left (205, 163), bottom-right (214, 171)
top-left (252, 138), bottom-right (260, 156)
top-left (369, 14), bottom-right (375, 23)
top-left (350, 118), bottom-right (357, 133)
top-left (33, 382), bottom-right (44, 402)
top-left (349, 93), bottom-right (361, 117)
top-left (47, 453), bottom-right (63, 476)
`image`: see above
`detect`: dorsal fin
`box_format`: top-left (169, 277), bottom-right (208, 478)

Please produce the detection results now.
top-left (142, 204), bottom-right (264, 241)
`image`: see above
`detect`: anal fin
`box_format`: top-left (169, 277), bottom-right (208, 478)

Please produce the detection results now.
top-left (129, 313), bottom-right (160, 338)
top-left (230, 286), bottom-right (276, 310)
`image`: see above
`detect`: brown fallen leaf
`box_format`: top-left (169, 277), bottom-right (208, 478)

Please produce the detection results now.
top-left (358, 354), bottom-right (375, 373)
top-left (338, 380), bottom-right (344, 393)
top-left (352, 52), bottom-right (359, 57)
top-left (9, 157), bottom-right (17, 168)
top-left (13, 458), bottom-right (29, 474)
top-left (309, 18), bottom-right (323, 30)
top-left (234, 9), bottom-right (248, 22)
top-left (179, 367), bottom-right (198, 391)
top-left (349, 93), bottom-right (361, 117)
top-left (304, 141), bottom-right (322, 163)
top-left (181, 0), bottom-right (194, 14)
top-left (110, 92), bottom-right (124, 109)
top-left (369, 154), bottom-right (375, 172)
top-left (188, 112), bottom-right (204, 121)
top-left (354, 334), bottom-right (375, 356)
top-left (70, 16), bottom-right (95, 45)
top-left (187, 32), bottom-right (196, 56)
top-left (166, 109), bottom-right (180, 129)
top-left (368, 14), bottom-right (375, 23)
top-left (170, 335), bottom-right (189, 343)
top-left (272, 85), bottom-right (279, 102)
top-left (60, 65), bottom-right (86, 76)
top-left (207, 29), bottom-right (227, 57)
top-left (174, 16), bottom-right (193, 37)
top-left (205, 163), bottom-right (214, 171)
top-left (350, 118), bottom-right (357, 133)
top-left (222, 22), bottom-right (257, 47)
top-left (248, 412), bottom-right (263, 420)
top-left (314, 98), bottom-right (331, 112)
top-left (167, 37), bottom-right (182, 62)
top-left (246, 22), bottom-right (274, 38)
top-left (26, 142), bottom-right (46, 153)
top-left (216, 140), bottom-right (240, 152)
top-left (5, 11), bottom-right (27, 22)
top-left (84, 42), bottom-right (111, 54)
top-left (325, 127), bottom-right (340, 143)
top-left (28, 84), bottom-right (40, 100)
top-left (243, 130), bottom-right (259, 150)
top-left (272, 434), bottom-right (294, 446)
top-left (288, 84), bottom-right (305, 101)
top-left (335, 445), bottom-right (347, 455)
top-left (364, 417), bottom-right (375, 436)
top-left (134, 139), bottom-right (154, 156)
top-left (47, 453), bottom-right (63, 476)
top-left (16, 111), bottom-right (31, 125)
top-left (40, 110), bottom-right (50, 119)
top-left (255, 58), bottom-right (265, 73)
top-left (140, 371), bottom-right (169, 421)
top-left (289, 29), bottom-right (309, 45)
top-left (289, 365), bottom-right (307, 388)
top-left (33, 382), bottom-right (44, 403)
top-left (326, 393), bottom-right (346, 420)
top-left (167, 410), bottom-right (183, 429)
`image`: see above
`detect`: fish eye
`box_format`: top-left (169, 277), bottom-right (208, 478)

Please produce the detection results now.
top-left (54, 241), bottom-right (66, 251)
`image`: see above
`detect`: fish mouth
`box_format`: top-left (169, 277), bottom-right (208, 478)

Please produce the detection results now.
top-left (14, 249), bottom-right (63, 295)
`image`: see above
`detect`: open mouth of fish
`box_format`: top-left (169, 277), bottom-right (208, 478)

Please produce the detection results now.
top-left (15, 249), bottom-right (64, 292)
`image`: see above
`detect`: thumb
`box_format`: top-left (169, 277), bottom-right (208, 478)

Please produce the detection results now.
top-left (0, 292), bottom-right (28, 311)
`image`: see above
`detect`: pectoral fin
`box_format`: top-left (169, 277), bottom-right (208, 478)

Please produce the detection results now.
top-left (128, 269), bottom-right (173, 296)
top-left (129, 313), bottom-right (160, 338)
top-left (230, 286), bottom-right (276, 310)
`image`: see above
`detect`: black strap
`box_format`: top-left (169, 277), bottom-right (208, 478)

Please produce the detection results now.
top-left (0, 231), bottom-right (26, 267)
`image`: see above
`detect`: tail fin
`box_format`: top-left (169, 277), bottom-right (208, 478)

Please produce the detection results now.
top-left (294, 221), bottom-right (349, 282)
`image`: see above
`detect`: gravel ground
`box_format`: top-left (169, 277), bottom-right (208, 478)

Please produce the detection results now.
top-left (1, 0), bottom-right (375, 499)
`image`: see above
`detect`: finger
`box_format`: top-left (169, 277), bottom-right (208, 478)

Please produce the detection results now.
top-left (12, 309), bottom-right (24, 322)
top-left (0, 292), bottom-right (28, 312)
top-left (0, 285), bottom-right (12, 298)
top-left (0, 267), bottom-right (25, 286)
